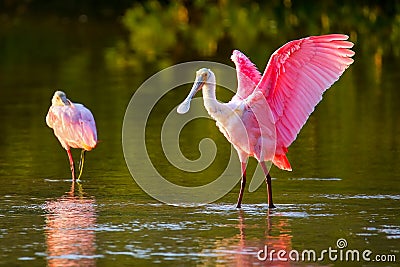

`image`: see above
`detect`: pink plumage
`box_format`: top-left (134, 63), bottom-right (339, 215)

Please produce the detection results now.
top-left (46, 91), bottom-right (97, 180)
top-left (232, 34), bottom-right (354, 171)
top-left (46, 103), bottom-right (97, 151)
top-left (230, 49), bottom-right (261, 101)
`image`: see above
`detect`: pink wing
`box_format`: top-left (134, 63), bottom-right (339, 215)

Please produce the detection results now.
top-left (255, 34), bottom-right (354, 158)
top-left (46, 103), bottom-right (97, 151)
top-left (230, 50), bottom-right (262, 102)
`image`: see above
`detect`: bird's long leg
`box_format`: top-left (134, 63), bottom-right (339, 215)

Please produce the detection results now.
top-left (236, 162), bottom-right (247, 209)
top-left (67, 149), bottom-right (76, 180)
top-left (260, 162), bottom-right (276, 209)
top-left (77, 149), bottom-right (86, 181)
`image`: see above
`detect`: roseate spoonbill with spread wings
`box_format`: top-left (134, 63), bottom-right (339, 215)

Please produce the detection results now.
top-left (177, 34), bottom-right (354, 208)
top-left (46, 91), bottom-right (97, 181)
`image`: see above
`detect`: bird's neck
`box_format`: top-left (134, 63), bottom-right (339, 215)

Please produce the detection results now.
top-left (202, 82), bottom-right (225, 120)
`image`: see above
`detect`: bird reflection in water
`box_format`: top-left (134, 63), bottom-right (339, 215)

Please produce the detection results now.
top-left (44, 182), bottom-right (97, 267)
top-left (201, 209), bottom-right (292, 266)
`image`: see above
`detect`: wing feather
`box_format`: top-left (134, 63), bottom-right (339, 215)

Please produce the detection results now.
top-left (230, 50), bottom-right (262, 102)
top-left (253, 34), bottom-right (354, 164)
top-left (47, 103), bottom-right (97, 150)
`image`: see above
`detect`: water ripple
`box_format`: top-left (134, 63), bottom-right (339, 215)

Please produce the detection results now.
top-left (289, 177), bottom-right (342, 181)
top-left (313, 194), bottom-right (400, 200)
top-left (361, 225), bottom-right (400, 239)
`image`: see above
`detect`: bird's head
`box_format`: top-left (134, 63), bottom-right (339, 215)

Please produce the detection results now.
top-left (51, 91), bottom-right (71, 106)
top-left (177, 68), bottom-right (214, 114)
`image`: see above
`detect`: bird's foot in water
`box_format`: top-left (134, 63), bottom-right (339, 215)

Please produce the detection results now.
top-left (71, 171), bottom-right (76, 181)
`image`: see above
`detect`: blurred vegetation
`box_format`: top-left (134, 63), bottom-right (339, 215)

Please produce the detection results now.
top-left (1, 0), bottom-right (399, 74)
top-left (104, 0), bottom-right (400, 72)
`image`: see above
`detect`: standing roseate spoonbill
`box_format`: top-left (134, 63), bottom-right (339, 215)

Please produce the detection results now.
top-left (177, 34), bottom-right (354, 208)
top-left (46, 91), bottom-right (97, 181)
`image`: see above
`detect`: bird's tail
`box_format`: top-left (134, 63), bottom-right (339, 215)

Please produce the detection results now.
top-left (273, 154), bottom-right (292, 171)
